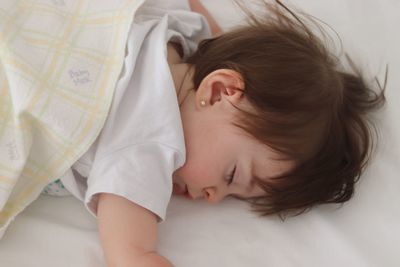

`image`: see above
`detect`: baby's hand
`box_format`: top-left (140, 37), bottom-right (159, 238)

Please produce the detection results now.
top-left (189, 0), bottom-right (222, 36)
top-left (97, 193), bottom-right (173, 267)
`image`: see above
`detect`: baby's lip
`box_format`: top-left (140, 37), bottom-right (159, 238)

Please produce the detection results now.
top-left (173, 183), bottom-right (192, 199)
top-left (173, 183), bottom-right (186, 195)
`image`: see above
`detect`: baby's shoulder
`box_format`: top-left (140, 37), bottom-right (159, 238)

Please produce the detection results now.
top-left (167, 42), bottom-right (183, 65)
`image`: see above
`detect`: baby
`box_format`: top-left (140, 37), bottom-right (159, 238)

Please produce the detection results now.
top-left (43, 0), bottom-right (385, 266)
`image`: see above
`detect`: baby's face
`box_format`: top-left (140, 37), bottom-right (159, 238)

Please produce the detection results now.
top-left (172, 98), bottom-right (293, 203)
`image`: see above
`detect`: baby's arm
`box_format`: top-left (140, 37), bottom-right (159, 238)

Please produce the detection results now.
top-left (97, 193), bottom-right (173, 267)
top-left (188, 0), bottom-right (222, 36)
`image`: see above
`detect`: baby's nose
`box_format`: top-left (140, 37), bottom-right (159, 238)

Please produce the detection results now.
top-left (202, 187), bottom-right (225, 204)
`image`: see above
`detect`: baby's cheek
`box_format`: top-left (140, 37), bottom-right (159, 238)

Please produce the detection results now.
top-left (177, 163), bottom-right (196, 180)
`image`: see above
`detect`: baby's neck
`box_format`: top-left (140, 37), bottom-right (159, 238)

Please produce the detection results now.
top-left (169, 63), bottom-right (192, 99)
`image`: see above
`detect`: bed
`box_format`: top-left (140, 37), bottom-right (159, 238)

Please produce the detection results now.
top-left (0, 0), bottom-right (399, 266)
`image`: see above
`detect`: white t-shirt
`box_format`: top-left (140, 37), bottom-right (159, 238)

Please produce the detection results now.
top-left (60, 0), bottom-right (211, 221)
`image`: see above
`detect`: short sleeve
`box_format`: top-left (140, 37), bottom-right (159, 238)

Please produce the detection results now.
top-left (84, 143), bottom-right (183, 221)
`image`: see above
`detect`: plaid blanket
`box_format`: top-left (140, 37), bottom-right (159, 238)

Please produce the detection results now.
top-left (0, 0), bottom-right (144, 238)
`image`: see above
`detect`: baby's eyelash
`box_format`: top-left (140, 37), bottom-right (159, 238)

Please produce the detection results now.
top-left (227, 165), bottom-right (236, 185)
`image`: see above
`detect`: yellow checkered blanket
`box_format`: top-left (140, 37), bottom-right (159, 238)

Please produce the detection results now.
top-left (0, 0), bottom-right (144, 238)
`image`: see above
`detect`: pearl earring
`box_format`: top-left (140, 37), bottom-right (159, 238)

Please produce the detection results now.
top-left (200, 100), bottom-right (207, 107)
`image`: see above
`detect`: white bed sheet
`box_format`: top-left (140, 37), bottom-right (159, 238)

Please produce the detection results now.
top-left (0, 0), bottom-right (399, 266)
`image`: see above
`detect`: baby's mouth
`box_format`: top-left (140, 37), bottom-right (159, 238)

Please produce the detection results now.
top-left (173, 183), bottom-right (186, 195)
top-left (173, 183), bottom-right (192, 199)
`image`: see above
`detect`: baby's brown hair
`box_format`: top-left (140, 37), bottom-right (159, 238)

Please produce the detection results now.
top-left (186, 0), bottom-right (386, 218)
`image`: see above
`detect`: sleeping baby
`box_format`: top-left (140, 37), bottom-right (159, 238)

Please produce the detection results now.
top-left (0, 0), bottom-right (386, 266)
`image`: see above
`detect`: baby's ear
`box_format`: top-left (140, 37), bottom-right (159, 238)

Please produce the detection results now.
top-left (196, 69), bottom-right (244, 107)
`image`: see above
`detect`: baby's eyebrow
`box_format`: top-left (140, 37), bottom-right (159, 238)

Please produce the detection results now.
top-left (244, 175), bottom-right (260, 196)
top-left (235, 160), bottom-right (265, 199)
top-left (249, 175), bottom-right (262, 195)
top-left (249, 160), bottom-right (261, 187)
